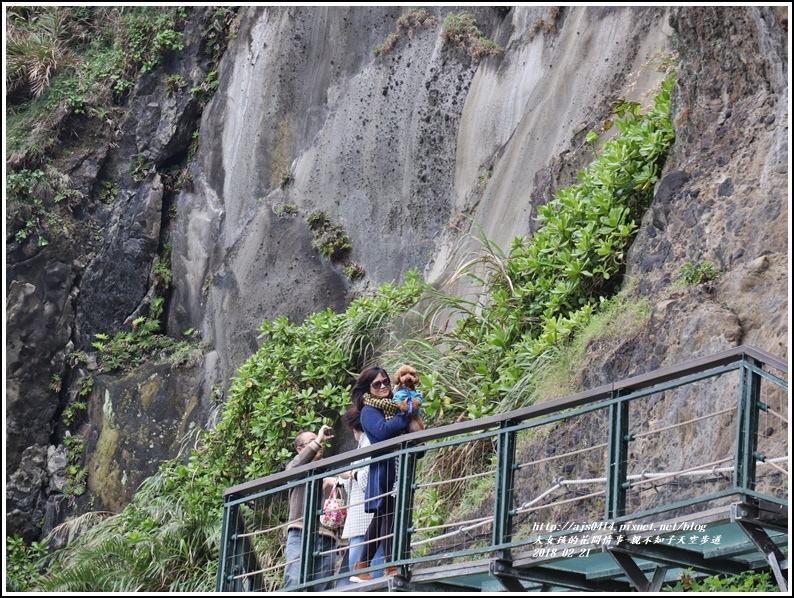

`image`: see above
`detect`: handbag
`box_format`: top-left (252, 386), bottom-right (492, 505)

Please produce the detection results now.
top-left (319, 480), bottom-right (347, 529)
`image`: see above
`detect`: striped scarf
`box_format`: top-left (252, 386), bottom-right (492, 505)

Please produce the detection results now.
top-left (363, 394), bottom-right (398, 420)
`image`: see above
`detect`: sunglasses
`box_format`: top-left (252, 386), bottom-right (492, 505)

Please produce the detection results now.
top-left (370, 379), bottom-right (390, 390)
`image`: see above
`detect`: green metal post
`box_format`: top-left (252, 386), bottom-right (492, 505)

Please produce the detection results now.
top-left (216, 500), bottom-right (235, 592)
top-left (493, 421), bottom-right (517, 559)
top-left (734, 356), bottom-right (761, 492)
top-left (300, 477), bottom-right (322, 587)
top-left (606, 395), bottom-right (629, 520)
top-left (393, 443), bottom-right (418, 569)
top-left (216, 500), bottom-right (243, 592)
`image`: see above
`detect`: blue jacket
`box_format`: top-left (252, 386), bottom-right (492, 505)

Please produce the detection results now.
top-left (393, 388), bottom-right (423, 417)
top-left (360, 404), bottom-right (409, 513)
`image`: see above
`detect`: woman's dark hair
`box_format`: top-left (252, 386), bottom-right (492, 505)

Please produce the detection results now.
top-left (351, 366), bottom-right (391, 411)
top-left (341, 404), bottom-right (363, 433)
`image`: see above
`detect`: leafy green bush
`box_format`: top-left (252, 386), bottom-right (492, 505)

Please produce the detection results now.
top-left (165, 73), bottom-right (186, 96)
top-left (62, 400), bottom-right (87, 426)
top-left (386, 77), bottom-right (674, 427)
top-left (343, 263), bottom-right (366, 281)
top-left (312, 225), bottom-right (352, 260)
top-left (129, 154), bottom-right (153, 181)
top-left (273, 203), bottom-right (298, 216)
top-left (201, 7), bottom-right (240, 61)
top-left (63, 433), bottom-right (88, 498)
top-left (90, 315), bottom-right (203, 374)
top-left (664, 568), bottom-right (779, 592)
top-left (307, 210), bottom-right (330, 231)
top-left (6, 535), bottom-right (48, 592)
top-left (679, 261), bottom-right (720, 285)
top-left (123, 7), bottom-right (186, 74)
top-left (306, 211), bottom-right (352, 261)
top-left (489, 76), bottom-right (674, 357)
top-left (7, 166), bottom-right (75, 246)
top-left (190, 69), bottom-right (219, 108)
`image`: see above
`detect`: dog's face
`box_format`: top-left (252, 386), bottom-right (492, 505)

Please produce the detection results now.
top-left (394, 366), bottom-right (419, 389)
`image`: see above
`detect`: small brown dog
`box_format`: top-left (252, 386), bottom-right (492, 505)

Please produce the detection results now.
top-left (392, 365), bottom-right (425, 434)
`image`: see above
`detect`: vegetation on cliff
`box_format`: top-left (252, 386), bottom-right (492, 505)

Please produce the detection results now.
top-left (23, 76), bottom-right (682, 592)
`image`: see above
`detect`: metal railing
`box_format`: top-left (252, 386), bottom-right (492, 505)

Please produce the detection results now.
top-left (217, 345), bottom-right (788, 591)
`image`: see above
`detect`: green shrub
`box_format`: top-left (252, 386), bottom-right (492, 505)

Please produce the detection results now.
top-left (488, 76), bottom-right (675, 357)
top-left (343, 263), bottom-right (366, 281)
top-left (307, 210), bottom-right (331, 231)
top-left (99, 179), bottom-right (119, 204)
top-left (165, 73), bottom-right (186, 96)
top-left (63, 433), bottom-right (87, 498)
top-left (441, 11), bottom-right (503, 59)
top-left (273, 203), bottom-right (298, 216)
top-left (201, 7), bottom-right (240, 61)
top-left (312, 225), bottom-right (352, 260)
top-left (90, 315), bottom-right (204, 374)
top-left (664, 568), bottom-right (779, 592)
top-left (129, 154), bottom-right (153, 181)
top-left (386, 77), bottom-right (675, 427)
top-left (153, 246), bottom-right (173, 289)
top-left (305, 211), bottom-right (353, 261)
top-left (6, 535), bottom-right (48, 591)
top-left (62, 400), bottom-right (87, 426)
top-left (679, 261), bottom-right (720, 285)
top-left (7, 166), bottom-right (75, 245)
top-left (190, 70), bottom-right (219, 108)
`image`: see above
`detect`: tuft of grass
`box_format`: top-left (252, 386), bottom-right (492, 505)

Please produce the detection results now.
top-left (6, 7), bottom-right (188, 168)
top-left (442, 11), bottom-right (504, 59)
top-left (343, 263), bottom-right (366, 281)
top-left (530, 293), bottom-right (652, 403)
top-left (373, 33), bottom-right (399, 57)
top-left (396, 8), bottom-right (437, 36)
top-left (528, 6), bottom-right (561, 40)
top-left (373, 9), bottom-right (437, 57)
top-left (6, 7), bottom-right (75, 98)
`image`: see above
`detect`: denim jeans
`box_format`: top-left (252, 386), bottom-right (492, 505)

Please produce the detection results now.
top-left (283, 528), bottom-right (337, 591)
top-left (335, 535), bottom-right (365, 588)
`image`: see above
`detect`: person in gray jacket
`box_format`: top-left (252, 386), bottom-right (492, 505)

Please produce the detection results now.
top-left (283, 424), bottom-right (340, 591)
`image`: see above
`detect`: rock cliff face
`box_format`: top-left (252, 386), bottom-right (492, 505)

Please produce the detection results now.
top-left (5, 6), bottom-right (788, 541)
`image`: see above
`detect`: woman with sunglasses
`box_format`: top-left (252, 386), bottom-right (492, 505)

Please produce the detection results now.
top-left (348, 366), bottom-right (411, 581)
